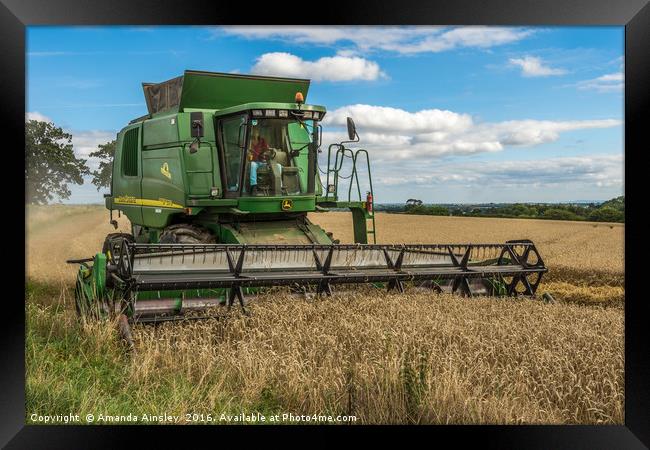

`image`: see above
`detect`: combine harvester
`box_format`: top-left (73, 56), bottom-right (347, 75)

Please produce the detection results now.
top-left (68, 70), bottom-right (548, 332)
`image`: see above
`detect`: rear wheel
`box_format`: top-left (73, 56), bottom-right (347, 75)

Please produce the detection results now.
top-left (159, 224), bottom-right (216, 244)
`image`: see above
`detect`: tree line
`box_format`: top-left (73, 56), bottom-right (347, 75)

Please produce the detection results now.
top-left (402, 196), bottom-right (624, 223)
top-left (25, 119), bottom-right (114, 204)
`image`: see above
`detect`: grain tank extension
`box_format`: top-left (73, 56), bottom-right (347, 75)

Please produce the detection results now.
top-left (68, 70), bottom-right (547, 324)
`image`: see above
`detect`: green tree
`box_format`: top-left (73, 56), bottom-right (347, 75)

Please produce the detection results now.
top-left (588, 206), bottom-right (624, 223)
top-left (89, 140), bottom-right (116, 190)
top-left (428, 205), bottom-right (450, 216)
top-left (599, 196), bottom-right (624, 213)
top-left (542, 208), bottom-right (582, 221)
top-left (25, 120), bottom-right (89, 204)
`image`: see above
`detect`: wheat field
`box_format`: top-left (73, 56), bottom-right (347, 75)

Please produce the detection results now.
top-left (25, 205), bottom-right (624, 424)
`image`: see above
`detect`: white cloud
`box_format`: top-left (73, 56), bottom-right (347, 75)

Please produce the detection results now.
top-left (325, 104), bottom-right (472, 133)
top-left (392, 27), bottom-right (534, 54)
top-left (374, 154), bottom-right (623, 189)
top-left (218, 26), bottom-right (533, 54)
top-left (322, 104), bottom-right (620, 159)
top-left (576, 72), bottom-right (624, 93)
top-left (251, 52), bottom-right (385, 81)
top-left (25, 111), bottom-right (52, 123)
top-left (71, 130), bottom-right (117, 171)
top-left (509, 56), bottom-right (567, 77)
top-left (480, 119), bottom-right (621, 146)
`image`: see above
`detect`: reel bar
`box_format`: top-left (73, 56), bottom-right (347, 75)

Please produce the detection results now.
top-left (113, 241), bottom-right (547, 296)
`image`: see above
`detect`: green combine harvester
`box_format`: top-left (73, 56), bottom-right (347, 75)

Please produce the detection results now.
top-left (69, 70), bottom-right (547, 333)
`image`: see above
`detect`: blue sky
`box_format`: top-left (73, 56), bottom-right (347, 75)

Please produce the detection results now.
top-left (26, 26), bottom-right (624, 204)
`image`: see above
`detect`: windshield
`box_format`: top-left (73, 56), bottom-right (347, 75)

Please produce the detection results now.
top-left (243, 118), bottom-right (314, 197)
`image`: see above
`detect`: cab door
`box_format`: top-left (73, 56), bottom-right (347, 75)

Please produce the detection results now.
top-left (181, 112), bottom-right (214, 196)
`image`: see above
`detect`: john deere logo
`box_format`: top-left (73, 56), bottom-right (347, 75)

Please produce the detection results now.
top-left (281, 199), bottom-right (293, 210)
top-left (160, 162), bottom-right (172, 179)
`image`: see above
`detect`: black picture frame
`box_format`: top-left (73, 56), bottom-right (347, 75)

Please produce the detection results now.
top-left (7, 0), bottom-right (649, 447)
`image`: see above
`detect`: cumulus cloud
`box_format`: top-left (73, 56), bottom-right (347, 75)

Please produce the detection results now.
top-left (218, 26), bottom-right (533, 54)
top-left (251, 52), bottom-right (385, 81)
top-left (481, 119), bottom-right (621, 146)
top-left (509, 56), bottom-right (567, 77)
top-left (71, 130), bottom-right (117, 171)
top-left (375, 154), bottom-right (623, 189)
top-left (326, 104), bottom-right (472, 133)
top-left (321, 104), bottom-right (620, 159)
top-left (575, 72), bottom-right (624, 93)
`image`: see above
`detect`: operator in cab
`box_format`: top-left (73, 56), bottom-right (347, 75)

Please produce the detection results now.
top-left (248, 125), bottom-right (282, 195)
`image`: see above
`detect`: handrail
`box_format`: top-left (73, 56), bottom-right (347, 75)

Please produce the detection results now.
top-left (324, 144), bottom-right (374, 204)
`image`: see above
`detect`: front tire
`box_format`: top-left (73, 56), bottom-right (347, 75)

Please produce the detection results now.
top-left (159, 224), bottom-right (216, 244)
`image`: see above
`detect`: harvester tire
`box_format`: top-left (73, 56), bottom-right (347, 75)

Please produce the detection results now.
top-left (159, 224), bottom-right (216, 244)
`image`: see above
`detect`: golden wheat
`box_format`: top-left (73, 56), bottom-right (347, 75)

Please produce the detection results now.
top-left (128, 289), bottom-right (623, 424)
top-left (25, 206), bottom-right (625, 424)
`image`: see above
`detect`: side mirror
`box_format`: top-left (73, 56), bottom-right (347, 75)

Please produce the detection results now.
top-left (346, 117), bottom-right (357, 141)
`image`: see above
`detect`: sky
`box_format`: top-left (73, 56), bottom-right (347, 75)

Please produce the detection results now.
top-left (26, 26), bottom-right (624, 204)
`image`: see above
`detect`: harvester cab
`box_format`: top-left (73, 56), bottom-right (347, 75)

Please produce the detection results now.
top-left (68, 70), bottom-right (548, 329)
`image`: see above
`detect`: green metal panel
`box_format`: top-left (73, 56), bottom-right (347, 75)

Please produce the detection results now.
top-left (179, 71), bottom-right (310, 111)
top-left (142, 114), bottom-right (179, 147)
top-left (182, 141), bottom-right (214, 196)
top-left (351, 207), bottom-right (369, 244)
top-left (141, 207), bottom-right (178, 229)
top-left (93, 253), bottom-right (107, 300)
top-left (140, 146), bottom-right (185, 228)
top-left (237, 196), bottom-right (315, 213)
top-left (141, 147), bottom-right (185, 200)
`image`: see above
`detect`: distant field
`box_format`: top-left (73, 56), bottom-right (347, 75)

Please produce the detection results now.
top-left (25, 206), bottom-right (624, 424)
